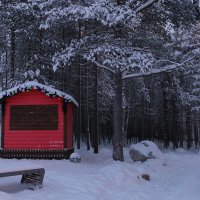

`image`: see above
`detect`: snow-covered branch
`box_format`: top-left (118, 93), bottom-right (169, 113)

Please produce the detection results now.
top-left (122, 56), bottom-right (195, 79)
top-left (93, 60), bottom-right (115, 74)
top-left (134, 0), bottom-right (158, 13)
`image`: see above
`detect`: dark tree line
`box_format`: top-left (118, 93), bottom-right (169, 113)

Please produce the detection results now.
top-left (0, 0), bottom-right (199, 160)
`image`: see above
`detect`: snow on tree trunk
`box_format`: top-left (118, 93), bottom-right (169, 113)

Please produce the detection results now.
top-left (112, 71), bottom-right (124, 161)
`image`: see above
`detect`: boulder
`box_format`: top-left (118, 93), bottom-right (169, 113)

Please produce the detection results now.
top-left (69, 152), bottom-right (81, 163)
top-left (129, 148), bottom-right (148, 162)
top-left (129, 140), bottom-right (162, 162)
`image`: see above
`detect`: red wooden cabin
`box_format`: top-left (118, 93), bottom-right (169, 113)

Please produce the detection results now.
top-left (0, 81), bottom-right (78, 159)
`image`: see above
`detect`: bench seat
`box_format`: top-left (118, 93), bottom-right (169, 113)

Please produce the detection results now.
top-left (0, 167), bottom-right (45, 189)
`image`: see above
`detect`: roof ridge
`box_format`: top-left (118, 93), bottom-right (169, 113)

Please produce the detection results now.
top-left (0, 81), bottom-right (78, 107)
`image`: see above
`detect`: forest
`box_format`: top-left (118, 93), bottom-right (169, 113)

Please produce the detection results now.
top-left (0, 0), bottom-right (199, 161)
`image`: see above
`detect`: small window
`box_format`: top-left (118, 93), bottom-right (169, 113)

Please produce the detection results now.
top-left (10, 105), bottom-right (58, 130)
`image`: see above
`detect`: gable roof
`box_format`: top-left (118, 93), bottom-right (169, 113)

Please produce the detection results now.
top-left (0, 81), bottom-right (78, 106)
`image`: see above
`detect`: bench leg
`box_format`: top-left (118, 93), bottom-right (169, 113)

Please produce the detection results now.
top-left (21, 171), bottom-right (45, 189)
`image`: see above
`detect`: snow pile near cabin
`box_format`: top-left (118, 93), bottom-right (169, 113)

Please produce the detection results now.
top-left (129, 140), bottom-right (164, 163)
top-left (70, 152), bottom-right (81, 163)
top-left (0, 81), bottom-right (78, 106)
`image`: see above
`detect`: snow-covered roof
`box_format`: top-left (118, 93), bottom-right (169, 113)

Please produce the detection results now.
top-left (0, 81), bottom-right (78, 106)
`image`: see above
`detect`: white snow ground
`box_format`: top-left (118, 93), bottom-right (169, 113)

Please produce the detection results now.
top-left (0, 146), bottom-right (200, 200)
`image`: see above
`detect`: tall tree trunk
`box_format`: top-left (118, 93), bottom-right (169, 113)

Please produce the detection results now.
top-left (112, 0), bottom-right (125, 161)
top-left (67, 65), bottom-right (71, 93)
top-left (85, 65), bottom-right (90, 151)
top-left (141, 95), bottom-right (145, 140)
top-left (10, 28), bottom-right (16, 79)
top-left (5, 40), bottom-right (8, 89)
top-left (163, 92), bottom-right (169, 148)
top-left (76, 23), bottom-right (82, 149)
top-left (193, 113), bottom-right (198, 148)
top-left (125, 95), bottom-right (130, 144)
top-left (93, 64), bottom-right (99, 153)
top-left (172, 100), bottom-right (178, 149)
top-left (61, 66), bottom-right (65, 91)
top-left (112, 71), bottom-right (124, 161)
top-left (179, 108), bottom-right (184, 148)
top-left (186, 107), bottom-right (192, 149)
top-left (39, 30), bottom-right (43, 74)
top-left (61, 27), bottom-right (66, 91)
top-left (194, 0), bottom-right (200, 19)
top-left (77, 57), bottom-right (81, 149)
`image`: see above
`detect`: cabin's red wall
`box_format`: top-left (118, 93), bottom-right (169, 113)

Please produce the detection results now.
top-left (3, 89), bottom-right (72, 150)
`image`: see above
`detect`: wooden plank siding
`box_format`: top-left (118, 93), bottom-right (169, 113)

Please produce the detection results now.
top-left (3, 90), bottom-right (65, 150)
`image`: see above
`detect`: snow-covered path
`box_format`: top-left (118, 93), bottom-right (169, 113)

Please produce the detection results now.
top-left (0, 147), bottom-right (200, 200)
top-left (152, 152), bottom-right (200, 200)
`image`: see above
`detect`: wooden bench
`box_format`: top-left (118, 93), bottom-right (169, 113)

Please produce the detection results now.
top-left (0, 167), bottom-right (45, 189)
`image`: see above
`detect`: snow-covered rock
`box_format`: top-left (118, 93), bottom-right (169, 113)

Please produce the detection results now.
top-left (69, 152), bottom-right (81, 163)
top-left (129, 140), bottom-right (163, 162)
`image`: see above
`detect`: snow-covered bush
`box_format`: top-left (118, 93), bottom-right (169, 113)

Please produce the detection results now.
top-left (70, 152), bottom-right (81, 163)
